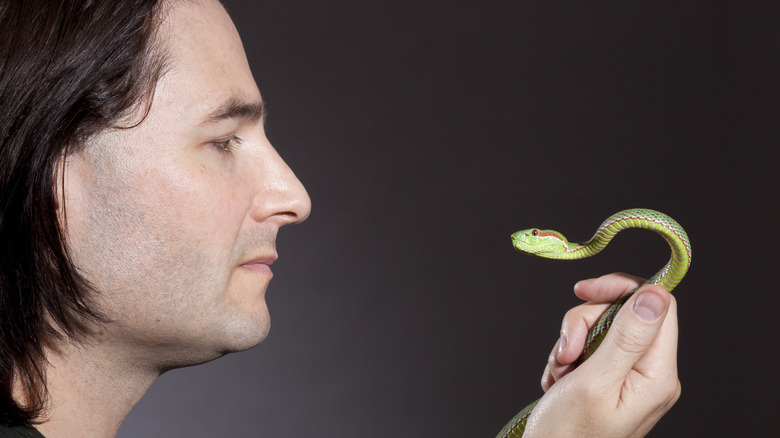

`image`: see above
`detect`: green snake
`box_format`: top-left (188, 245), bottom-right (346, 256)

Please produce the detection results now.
top-left (496, 208), bottom-right (691, 438)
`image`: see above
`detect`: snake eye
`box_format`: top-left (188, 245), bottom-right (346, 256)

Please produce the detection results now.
top-left (532, 229), bottom-right (538, 236)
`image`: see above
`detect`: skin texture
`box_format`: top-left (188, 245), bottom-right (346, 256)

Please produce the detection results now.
top-left (38, 1), bottom-right (311, 436)
top-left (527, 274), bottom-right (681, 438)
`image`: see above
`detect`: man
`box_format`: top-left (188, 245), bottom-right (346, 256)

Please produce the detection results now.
top-left (0, 1), bottom-right (679, 436)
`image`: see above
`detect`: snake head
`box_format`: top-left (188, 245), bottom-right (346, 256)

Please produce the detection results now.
top-left (511, 228), bottom-right (572, 258)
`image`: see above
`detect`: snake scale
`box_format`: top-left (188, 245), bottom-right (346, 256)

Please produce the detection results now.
top-left (496, 208), bottom-right (692, 438)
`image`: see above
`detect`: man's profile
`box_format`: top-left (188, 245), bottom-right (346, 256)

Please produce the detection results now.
top-left (1, 1), bottom-right (309, 435)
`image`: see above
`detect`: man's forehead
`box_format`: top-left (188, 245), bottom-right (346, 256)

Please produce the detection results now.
top-left (149, 0), bottom-right (262, 126)
top-left (159, 0), bottom-right (249, 70)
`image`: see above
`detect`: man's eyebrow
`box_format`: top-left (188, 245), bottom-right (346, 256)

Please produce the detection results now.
top-left (201, 97), bottom-right (266, 124)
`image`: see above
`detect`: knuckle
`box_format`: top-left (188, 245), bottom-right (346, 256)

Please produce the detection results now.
top-left (660, 369), bottom-right (681, 398)
top-left (541, 370), bottom-right (553, 391)
top-left (550, 363), bottom-right (567, 382)
top-left (562, 307), bottom-right (580, 325)
top-left (547, 345), bottom-right (558, 366)
top-left (651, 374), bottom-right (681, 412)
top-left (668, 377), bottom-right (682, 404)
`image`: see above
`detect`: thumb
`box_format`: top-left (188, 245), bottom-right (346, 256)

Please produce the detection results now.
top-left (582, 284), bottom-right (670, 384)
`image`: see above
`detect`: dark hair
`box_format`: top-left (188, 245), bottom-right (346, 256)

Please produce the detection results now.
top-left (0, 0), bottom-right (169, 425)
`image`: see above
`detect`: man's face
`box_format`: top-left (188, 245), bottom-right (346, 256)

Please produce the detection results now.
top-left (61, 0), bottom-right (310, 367)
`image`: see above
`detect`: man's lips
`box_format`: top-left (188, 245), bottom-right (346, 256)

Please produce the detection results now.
top-left (238, 255), bottom-right (277, 274)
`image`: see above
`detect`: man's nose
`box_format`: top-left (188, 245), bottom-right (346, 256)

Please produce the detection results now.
top-left (248, 147), bottom-right (311, 226)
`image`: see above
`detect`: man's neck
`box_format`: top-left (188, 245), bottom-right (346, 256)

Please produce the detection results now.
top-left (33, 339), bottom-right (159, 438)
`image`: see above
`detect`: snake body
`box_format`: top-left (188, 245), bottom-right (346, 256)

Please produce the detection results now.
top-left (496, 208), bottom-right (691, 438)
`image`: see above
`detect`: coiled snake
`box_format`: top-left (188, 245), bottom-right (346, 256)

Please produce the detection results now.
top-left (496, 208), bottom-right (692, 438)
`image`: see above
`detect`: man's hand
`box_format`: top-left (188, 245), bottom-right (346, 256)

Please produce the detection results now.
top-left (526, 273), bottom-right (681, 438)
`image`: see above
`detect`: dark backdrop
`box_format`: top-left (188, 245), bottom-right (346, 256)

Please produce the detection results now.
top-left (119, 1), bottom-right (779, 436)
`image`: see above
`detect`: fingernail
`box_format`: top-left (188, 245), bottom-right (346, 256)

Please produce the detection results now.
top-left (633, 291), bottom-right (665, 322)
top-left (557, 332), bottom-right (567, 356)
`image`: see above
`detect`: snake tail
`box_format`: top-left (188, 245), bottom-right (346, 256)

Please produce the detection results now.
top-left (495, 208), bottom-right (692, 438)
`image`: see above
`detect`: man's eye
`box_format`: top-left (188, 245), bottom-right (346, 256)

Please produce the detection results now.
top-left (211, 136), bottom-right (242, 153)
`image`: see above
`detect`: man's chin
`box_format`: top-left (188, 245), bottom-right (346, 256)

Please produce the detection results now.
top-left (218, 313), bottom-right (271, 354)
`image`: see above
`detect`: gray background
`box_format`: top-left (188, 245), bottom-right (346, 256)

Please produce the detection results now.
top-left (119, 0), bottom-right (778, 436)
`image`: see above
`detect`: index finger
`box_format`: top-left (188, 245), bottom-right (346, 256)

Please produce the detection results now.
top-left (573, 272), bottom-right (646, 303)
